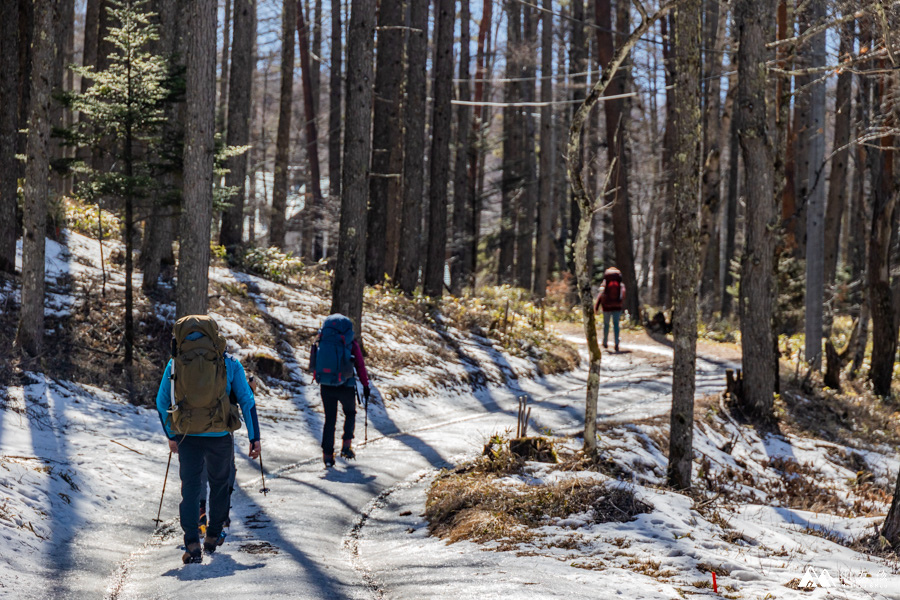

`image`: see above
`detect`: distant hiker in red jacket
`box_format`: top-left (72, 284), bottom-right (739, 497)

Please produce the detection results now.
top-left (594, 267), bottom-right (626, 352)
top-left (309, 313), bottom-right (370, 467)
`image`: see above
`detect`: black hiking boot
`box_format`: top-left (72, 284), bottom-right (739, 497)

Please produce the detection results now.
top-left (323, 453), bottom-right (335, 468)
top-left (182, 542), bottom-right (202, 564)
top-left (340, 446), bottom-right (356, 460)
top-left (203, 532), bottom-right (225, 554)
top-left (615, 343), bottom-right (619, 352)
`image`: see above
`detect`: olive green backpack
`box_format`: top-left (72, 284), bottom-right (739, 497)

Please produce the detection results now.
top-left (165, 315), bottom-right (241, 435)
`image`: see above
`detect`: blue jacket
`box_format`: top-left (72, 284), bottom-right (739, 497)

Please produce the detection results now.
top-left (155, 354), bottom-right (260, 442)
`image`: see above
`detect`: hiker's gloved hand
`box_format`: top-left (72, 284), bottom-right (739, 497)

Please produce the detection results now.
top-left (168, 439), bottom-right (179, 454)
top-left (363, 386), bottom-right (371, 402)
top-left (249, 440), bottom-right (261, 460)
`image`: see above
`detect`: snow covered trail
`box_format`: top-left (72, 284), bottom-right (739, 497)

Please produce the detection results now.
top-left (103, 341), bottom-right (733, 599)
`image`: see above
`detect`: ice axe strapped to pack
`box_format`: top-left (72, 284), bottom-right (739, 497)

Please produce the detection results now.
top-left (166, 315), bottom-right (241, 435)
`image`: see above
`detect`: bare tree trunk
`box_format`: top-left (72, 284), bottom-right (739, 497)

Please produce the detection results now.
top-left (450, 0), bottom-right (472, 296)
top-left (217, 0), bottom-right (232, 134)
top-left (327, 0), bottom-right (342, 216)
top-left (219, 0), bottom-right (255, 252)
top-left (534, 0), bottom-right (554, 298)
top-left (515, 3), bottom-right (537, 292)
top-left (803, 0), bottom-right (826, 369)
top-left (823, 18), bottom-right (854, 328)
top-left (176, 0), bottom-right (217, 319)
top-left (0, 0), bottom-right (19, 274)
top-left (721, 76), bottom-right (740, 317)
top-left (655, 14), bottom-right (674, 309)
top-left (367, 0), bottom-right (405, 284)
top-left (15, 0), bottom-right (55, 357)
top-left (330, 0), bottom-right (375, 330)
top-left (667, 0), bottom-right (702, 491)
top-left (297, 0), bottom-right (323, 259)
top-left (423, 0), bottom-right (455, 298)
top-left (849, 57), bottom-right (870, 376)
top-left (270, 0), bottom-right (297, 250)
top-left (866, 84), bottom-right (897, 398)
top-left (735, 0), bottom-right (778, 420)
top-left (498, 0), bottom-right (520, 286)
top-left (311, 0), bottom-right (321, 115)
top-left (395, 0), bottom-right (427, 294)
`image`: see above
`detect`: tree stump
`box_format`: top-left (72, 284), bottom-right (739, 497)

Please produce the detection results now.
top-left (725, 368), bottom-right (743, 402)
top-left (824, 339), bottom-right (841, 391)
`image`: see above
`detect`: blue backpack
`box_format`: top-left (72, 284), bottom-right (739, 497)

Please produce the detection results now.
top-left (310, 314), bottom-right (355, 386)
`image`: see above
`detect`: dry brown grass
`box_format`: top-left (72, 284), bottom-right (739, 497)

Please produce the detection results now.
top-left (426, 453), bottom-right (653, 547)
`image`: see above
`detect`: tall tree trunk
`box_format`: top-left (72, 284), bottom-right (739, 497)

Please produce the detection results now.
top-left (450, 0), bottom-right (472, 296)
top-left (791, 4), bottom-right (810, 258)
top-left (735, 0), bottom-right (778, 419)
top-left (597, 0), bottom-right (638, 321)
top-left (0, 0), bottom-right (19, 273)
top-left (311, 0), bottom-right (321, 115)
top-left (15, 0), bottom-right (55, 357)
top-left (297, 0), bottom-right (323, 259)
top-left (395, 0), bottom-right (427, 293)
top-left (270, 0), bottom-right (297, 250)
top-left (564, 0), bottom-right (586, 297)
top-left (81, 0), bottom-right (101, 91)
top-left (721, 73), bottom-right (740, 317)
top-left (330, 0), bottom-right (375, 330)
top-left (16, 0), bottom-right (34, 188)
top-left (328, 0), bottom-right (342, 212)
top-left (803, 0), bottom-right (826, 369)
top-left (465, 0), bottom-right (492, 290)
top-left (668, 0), bottom-right (702, 491)
top-left (217, 0), bottom-right (232, 134)
top-left (849, 50), bottom-right (870, 376)
top-left (219, 0), bottom-right (256, 252)
top-left (655, 15), bottom-right (675, 309)
top-left (367, 0), bottom-right (405, 284)
top-left (50, 0), bottom-right (73, 197)
top-left (498, 0), bottom-right (520, 286)
top-left (177, 0), bottom-right (217, 319)
top-left (823, 18), bottom-right (854, 326)
top-left (515, 3), bottom-right (537, 292)
top-left (866, 77), bottom-right (897, 398)
top-left (423, 0), bottom-right (455, 298)
top-left (534, 0), bottom-right (554, 298)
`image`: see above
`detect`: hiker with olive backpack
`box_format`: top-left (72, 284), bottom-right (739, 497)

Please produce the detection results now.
top-left (309, 313), bottom-right (370, 467)
top-left (155, 315), bottom-right (261, 564)
top-left (595, 266), bottom-right (626, 352)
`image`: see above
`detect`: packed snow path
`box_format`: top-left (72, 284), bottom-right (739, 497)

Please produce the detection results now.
top-left (103, 342), bottom-right (731, 600)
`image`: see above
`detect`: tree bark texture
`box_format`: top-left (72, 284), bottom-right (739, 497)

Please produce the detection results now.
top-left (395, 0), bottom-right (427, 294)
top-left (803, 0), bottom-right (826, 369)
top-left (327, 0), bottom-right (342, 207)
top-left (177, 0), bottom-right (217, 319)
top-left (15, 0), bottom-right (56, 356)
top-left (367, 0), bottom-right (405, 285)
top-left (823, 19), bottom-right (854, 299)
top-left (423, 0), bottom-right (455, 298)
top-left (270, 0), bottom-right (297, 250)
top-left (297, 0), bottom-right (323, 259)
top-left (220, 0), bottom-right (255, 252)
top-left (330, 0), bottom-right (375, 331)
top-left (721, 84), bottom-right (740, 317)
top-left (667, 0), bottom-right (702, 491)
top-left (515, 3), bottom-right (537, 292)
top-left (735, 0), bottom-right (778, 420)
top-left (498, 0), bottom-right (520, 286)
top-left (534, 0), bottom-right (554, 298)
top-left (450, 0), bottom-right (472, 296)
top-left (0, 0), bottom-right (19, 274)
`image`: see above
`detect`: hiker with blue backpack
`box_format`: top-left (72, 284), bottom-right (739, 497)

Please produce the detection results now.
top-left (309, 313), bottom-right (370, 467)
top-left (155, 315), bottom-right (261, 564)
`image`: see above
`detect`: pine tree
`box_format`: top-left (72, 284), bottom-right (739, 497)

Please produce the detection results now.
top-left (62, 0), bottom-right (168, 392)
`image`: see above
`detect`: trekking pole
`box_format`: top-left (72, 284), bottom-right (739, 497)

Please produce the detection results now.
top-left (154, 451), bottom-right (172, 526)
top-left (258, 447), bottom-right (270, 496)
top-left (355, 386), bottom-right (367, 445)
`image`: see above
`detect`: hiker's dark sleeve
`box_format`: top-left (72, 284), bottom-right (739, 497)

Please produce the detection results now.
top-left (155, 360), bottom-right (176, 440)
top-left (229, 358), bottom-right (260, 443)
top-left (351, 340), bottom-right (370, 388)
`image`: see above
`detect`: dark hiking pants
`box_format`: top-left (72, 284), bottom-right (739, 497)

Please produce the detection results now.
top-left (321, 385), bottom-right (356, 454)
top-left (199, 449), bottom-right (237, 527)
top-left (177, 434), bottom-right (234, 546)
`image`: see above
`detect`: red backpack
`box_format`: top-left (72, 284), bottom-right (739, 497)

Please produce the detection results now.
top-left (605, 280), bottom-right (622, 303)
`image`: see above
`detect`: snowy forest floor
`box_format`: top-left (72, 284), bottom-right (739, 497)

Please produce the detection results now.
top-left (0, 231), bottom-right (899, 599)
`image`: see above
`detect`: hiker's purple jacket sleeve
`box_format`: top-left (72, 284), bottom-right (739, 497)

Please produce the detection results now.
top-left (351, 340), bottom-right (370, 388)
